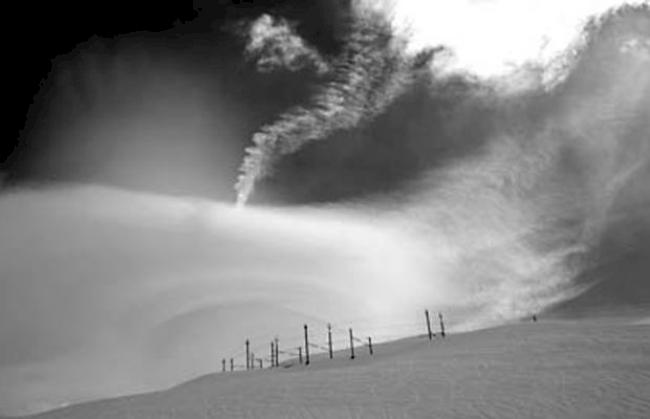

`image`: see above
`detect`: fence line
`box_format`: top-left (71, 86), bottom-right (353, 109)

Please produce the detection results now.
top-left (217, 319), bottom-right (427, 364)
top-left (218, 308), bottom-right (448, 373)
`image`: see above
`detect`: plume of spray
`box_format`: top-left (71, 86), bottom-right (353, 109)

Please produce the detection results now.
top-left (233, 2), bottom-right (649, 326)
top-left (389, 137), bottom-right (588, 329)
top-left (394, 4), bottom-right (650, 326)
top-left (234, 0), bottom-right (648, 205)
top-left (235, 8), bottom-right (438, 205)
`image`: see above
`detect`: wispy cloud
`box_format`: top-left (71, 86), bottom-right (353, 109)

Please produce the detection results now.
top-left (236, 10), bottom-right (436, 204)
top-left (244, 14), bottom-right (330, 75)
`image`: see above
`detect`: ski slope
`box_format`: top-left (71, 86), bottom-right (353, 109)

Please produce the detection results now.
top-left (23, 318), bottom-right (650, 419)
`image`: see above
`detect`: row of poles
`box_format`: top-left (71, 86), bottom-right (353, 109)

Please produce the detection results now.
top-left (221, 311), bottom-right (446, 372)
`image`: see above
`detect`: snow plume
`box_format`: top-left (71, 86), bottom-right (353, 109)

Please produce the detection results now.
top-left (245, 14), bottom-right (330, 75)
top-left (390, 139), bottom-right (588, 330)
top-left (234, 1), bottom-right (647, 205)
top-left (397, 5), bottom-right (650, 327)
top-left (0, 186), bottom-right (433, 414)
top-left (235, 10), bottom-right (437, 205)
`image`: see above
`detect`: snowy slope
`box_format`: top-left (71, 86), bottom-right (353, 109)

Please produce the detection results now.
top-left (22, 318), bottom-right (650, 419)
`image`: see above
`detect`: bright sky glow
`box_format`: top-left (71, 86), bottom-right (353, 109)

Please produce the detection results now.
top-left (357, 0), bottom-right (646, 78)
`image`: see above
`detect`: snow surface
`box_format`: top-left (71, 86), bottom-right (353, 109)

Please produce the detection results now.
top-left (20, 318), bottom-right (650, 419)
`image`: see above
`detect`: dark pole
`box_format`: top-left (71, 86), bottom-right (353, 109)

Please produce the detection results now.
top-left (222, 358), bottom-right (226, 372)
top-left (349, 328), bottom-right (355, 359)
top-left (270, 341), bottom-right (275, 367)
top-left (328, 323), bottom-right (333, 359)
top-left (439, 312), bottom-right (446, 338)
top-left (368, 337), bottom-right (373, 355)
top-left (304, 324), bottom-right (310, 365)
top-left (230, 358), bottom-right (234, 372)
top-left (258, 359), bottom-right (263, 369)
top-left (425, 310), bottom-right (433, 340)
top-left (251, 352), bottom-right (255, 370)
top-left (275, 337), bottom-right (279, 367)
top-left (298, 346), bottom-right (303, 364)
top-left (245, 339), bottom-right (250, 370)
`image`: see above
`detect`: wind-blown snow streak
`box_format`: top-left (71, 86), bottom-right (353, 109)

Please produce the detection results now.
top-left (234, 1), bottom-right (647, 204)
top-left (244, 14), bottom-right (330, 75)
top-left (237, 3), bottom-right (649, 327)
top-left (235, 10), bottom-right (436, 205)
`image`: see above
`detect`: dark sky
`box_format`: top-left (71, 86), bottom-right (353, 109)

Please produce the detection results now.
top-left (3, 2), bottom-right (649, 208)
top-left (0, 0), bottom-right (521, 205)
top-left (2, 1), bottom-right (353, 202)
top-left (4, 2), bottom-right (197, 161)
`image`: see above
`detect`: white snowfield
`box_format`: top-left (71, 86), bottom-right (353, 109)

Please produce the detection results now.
top-left (24, 319), bottom-right (650, 419)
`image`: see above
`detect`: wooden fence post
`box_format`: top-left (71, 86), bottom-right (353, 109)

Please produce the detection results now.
top-left (425, 309), bottom-right (433, 340)
top-left (349, 328), bottom-right (355, 359)
top-left (230, 358), bottom-right (234, 372)
top-left (245, 339), bottom-right (250, 370)
top-left (304, 324), bottom-right (310, 365)
top-left (270, 341), bottom-right (275, 367)
top-left (222, 358), bottom-right (226, 372)
top-left (368, 337), bottom-right (373, 355)
top-left (439, 312), bottom-right (446, 338)
top-left (298, 346), bottom-right (303, 364)
top-left (275, 337), bottom-right (279, 367)
top-left (258, 359), bottom-right (263, 369)
top-left (328, 323), bottom-right (333, 359)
